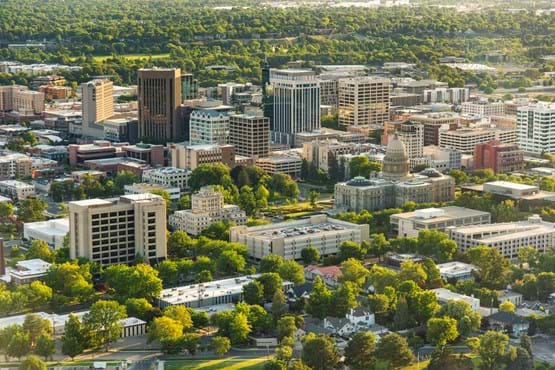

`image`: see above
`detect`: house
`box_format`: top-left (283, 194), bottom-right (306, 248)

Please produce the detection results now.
top-left (488, 311), bottom-right (530, 337)
top-left (497, 291), bottom-right (523, 307)
top-left (286, 282), bottom-right (312, 306)
top-left (321, 308), bottom-right (387, 337)
top-left (305, 265), bottom-right (342, 287)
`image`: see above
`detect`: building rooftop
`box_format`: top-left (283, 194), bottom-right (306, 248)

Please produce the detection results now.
top-left (0, 180), bottom-right (34, 188)
top-left (24, 218), bottom-right (69, 237)
top-left (158, 274), bottom-right (292, 306)
top-left (437, 261), bottom-right (477, 277)
top-left (391, 206), bottom-right (490, 224)
top-left (70, 198), bottom-right (113, 207)
top-left (485, 181), bottom-right (538, 191)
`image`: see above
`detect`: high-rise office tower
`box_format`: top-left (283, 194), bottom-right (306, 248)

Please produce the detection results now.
top-left (270, 69), bottom-right (320, 145)
top-left (81, 79), bottom-right (114, 136)
top-left (181, 73), bottom-right (198, 101)
top-left (517, 102), bottom-right (555, 155)
top-left (68, 194), bottom-right (167, 266)
top-left (189, 109), bottom-right (230, 145)
top-left (138, 68), bottom-right (182, 143)
top-left (229, 114), bottom-right (270, 158)
top-left (261, 58), bottom-right (273, 126)
top-left (338, 76), bottom-right (390, 127)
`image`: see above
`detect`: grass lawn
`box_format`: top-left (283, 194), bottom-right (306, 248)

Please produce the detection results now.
top-left (163, 356), bottom-right (270, 370)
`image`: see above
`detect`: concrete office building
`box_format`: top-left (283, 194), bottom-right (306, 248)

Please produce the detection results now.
top-left (461, 100), bottom-right (505, 117)
top-left (230, 214), bottom-right (369, 261)
top-left (474, 140), bottom-right (523, 174)
top-left (142, 167), bottom-right (191, 190)
top-left (189, 109), bottom-right (230, 145)
top-left (256, 154), bottom-right (302, 177)
top-left (0, 153), bottom-right (32, 180)
top-left (0, 180), bottom-right (35, 200)
top-left (439, 127), bottom-right (516, 154)
top-left (302, 139), bottom-right (357, 173)
top-left (103, 117), bottom-right (139, 144)
top-left (423, 146), bottom-right (462, 171)
top-left (124, 143), bottom-right (165, 167)
top-left (422, 87), bottom-right (469, 104)
top-left (23, 218), bottom-right (69, 249)
top-left (138, 68), bottom-right (182, 143)
top-left (0, 86), bottom-right (44, 114)
top-left (433, 288), bottom-right (480, 311)
top-left (319, 78), bottom-right (339, 107)
top-left (390, 206), bottom-right (491, 237)
top-left (270, 69), bottom-right (320, 145)
top-left (436, 262), bottom-right (477, 281)
top-left (410, 112), bottom-right (459, 146)
top-left (516, 102), bottom-right (555, 155)
top-left (156, 274), bottom-right (293, 309)
top-left (338, 76), bottom-right (390, 128)
top-left (68, 194), bottom-right (167, 266)
top-left (81, 79), bottom-right (114, 138)
top-left (229, 114), bottom-right (270, 158)
top-left (169, 186), bottom-right (246, 236)
top-left (447, 215), bottom-right (555, 258)
top-left (169, 143), bottom-right (235, 170)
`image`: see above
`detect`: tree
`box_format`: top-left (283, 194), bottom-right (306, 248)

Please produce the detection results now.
top-left (393, 294), bottom-right (413, 330)
top-left (8, 332), bottom-right (31, 360)
top-left (467, 331), bottom-right (511, 370)
top-left (506, 347), bottom-right (533, 370)
top-left (125, 298), bottom-right (153, 321)
top-left (217, 249), bottom-right (246, 275)
top-left (537, 272), bottom-right (555, 301)
top-left (449, 169), bottom-right (469, 185)
top-left (518, 247), bottom-right (539, 269)
top-left (330, 282), bottom-right (358, 317)
top-left (412, 290), bottom-right (440, 325)
top-left (340, 258), bottom-right (369, 288)
top-left (196, 270), bottom-right (213, 283)
top-left (23, 281), bottom-right (52, 309)
top-left (26, 240), bottom-right (53, 262)
top-left (229, 312), bottom-right (251, 344)
top-left (301, 246), bottom-right (320, 265)
top-left (367, 265), bottom-right (398, 293)
top-left (238, 185), bottom-right (257, 215)
top-left (182, 333), bottom-right (200, 355)
top-left (288, 360), bottom-right (312, 370)
top-left (427, 348), bottom-right (473, 370)
top-left (164, 306), bottom-right (193, 332)
top-left (104, 264), bottom-right (163, 301)
top-left (23, 314), bottom-right (51, 349)
top-left (44, 262), bottom-right (94, 304)
top-left (466, 246), bottom-right (510, 289)
top-left (61, 314), bottom-right (84, 360)
top-left (308, 190), bottom-right (319, 207)
top-left (83, 300), bottom-right (127, 351)
top-left (167, 230), bottom-right (196, 258)
top-left (160, 336), bottom-right (185, 355)
top-left (307, 276), bottom-right (331, 320)
top-left (427, 317), bottom-right (459, 347)
top-left (148, 317), bottom-right (183, 343)
top-left (257, 273), bottom-right (283, 301)
top-left (277, 316), bottom-right (297, 341)
top-left (35, 335), bottom-right (55, 361)
top-left (19, 355), bottom-right (46, 370)
top-left (375, 333), bottom-right (415, 369)
top-left (211, 336), bottom-right (231, 357)
top-left (278, 260), bottom-right (305, 284)
top-left (367, 233), bottom-right (390, 261)
top-left (0, 201), bottom-right (14, 220)
top-left (520, 334), bottom-right (532, 357)
top-left (339, 241), bottom-right (365, 261)
top-left (260, 255), bottom-right (284, 273)
top-left (499, 300), bottom-right (516, 313)
top-left (438, 300), bottom-right (481, 337)
top-left (301, 334), bottom-right (339, 370)
top-left (243, 281), bottom-right (264, 305)
top-left (344, 331), bottom-right (377, 370)
top-left (272, 289), bottom-right (289, 318)
top-left (177, 195), bottom-right (191, 210)
top-left (17, 198), bottom-right (47, 222)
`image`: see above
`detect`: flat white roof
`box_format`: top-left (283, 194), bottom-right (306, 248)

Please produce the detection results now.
top-left (24, 218), bottom-right (69, 236)
top-left (437, 261), bottom-right (477, 276)
top-left (159, 274), bottom-right (292, 305)
top-left (70, 198), bottom-right (112, 207)
top-left (485, 181), bottom-right (538, 191)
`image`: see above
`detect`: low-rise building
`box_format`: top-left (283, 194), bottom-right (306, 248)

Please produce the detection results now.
top-left (447, 215), bottom-right (555, 258)
top-left (68, 141), bottom-right (126, 166)
top-left (256, 154), bottom-right (302, 177)
top-left (432, 288), bottom-right (480, 311)
top-left (439, 127), bottom-right (516, 154)
top-left (482, 181), bottom-right (539, 199)
top-left (305, 265), bottom-right (342, 288)
top-left (142, 167), bottom-right (191, 191)
top-left (169, 186), bottom-right (246, 236)
top-left (230, 214), bottom-right (369, 261)
top-left (474, 140), bottom-right (523, 174)
top-left (156, 274), bottom-right (293, 309)
top-left (9, 259), bottom-right (51, 285)
top-left (390, 206), bottom-right (491, 237)
top-left (488, 311), bottom-right (529, 337)
top-left (436, 262), bottom-right (477, 282)
top-left (23, 218), bottom-right (69, 249)
top-left (0, 180), bottom-right (35, 200)
top-left (461, 100), bottom-right (505, 117)
top-left (123, 143), bottom-right (165, 167)
top-left (170, 143), bottom-right (235, 170)
top-left (498, 291), bottom-right (523, 307)
top-left (423, 146), bottom-right (461, 171)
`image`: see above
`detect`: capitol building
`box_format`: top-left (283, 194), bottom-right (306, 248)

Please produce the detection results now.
top-left (334, 136), bottom-right (455, 212)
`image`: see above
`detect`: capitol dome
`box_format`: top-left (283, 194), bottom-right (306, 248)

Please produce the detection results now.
top-left (382, 135), bottom-right (410, 181)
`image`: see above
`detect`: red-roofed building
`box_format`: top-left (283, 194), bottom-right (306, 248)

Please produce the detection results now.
top-left (305, 265), bottom-right (342, 287)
